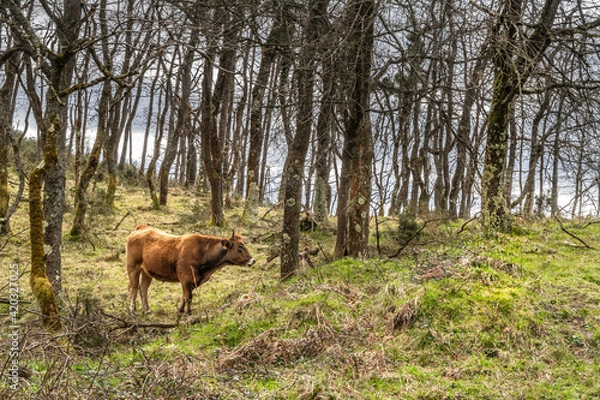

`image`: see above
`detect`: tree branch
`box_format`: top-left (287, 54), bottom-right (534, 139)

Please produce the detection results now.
top-left (554, 216), bottom-right (598, 250)
top-left (101, 311), bottom-right (203, 330)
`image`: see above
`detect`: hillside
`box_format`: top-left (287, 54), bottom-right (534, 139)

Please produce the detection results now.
top-left (1, 181), bottom-right (600, 399)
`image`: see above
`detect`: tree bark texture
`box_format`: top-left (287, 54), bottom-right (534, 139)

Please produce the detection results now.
top-left (0, 50), bottom-right (19, 234)
top-left (244, 4), bottom-right (292, 220)
top-left (280, 0), bottom-right (327, 279)
top-left (29, 127), bottom-right (62, 332)
top-left (335, 0), bottom-right (376, 259)
top-left (482, 0), bottom-right (561, 232)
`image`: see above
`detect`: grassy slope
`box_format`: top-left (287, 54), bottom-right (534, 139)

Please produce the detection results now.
top-left (1, 179), bottom-right (600, 399)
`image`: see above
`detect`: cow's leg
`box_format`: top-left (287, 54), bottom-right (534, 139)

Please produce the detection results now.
top-left (139, 270), bottom-right (153, 314)
top-left (179, 281), bottom-right (194, 315)
top-left (128, 267), bottom-right (141, 314)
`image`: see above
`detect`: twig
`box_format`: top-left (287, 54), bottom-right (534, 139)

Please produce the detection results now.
top-left (113, 210), bottom-right (134, 230)
top-left (389, 218), bottom-right (446, 258)
top-left (83, 234), bottom-right (96, 251)
top-left (0, 227), bottom-right (30, 252)
top-left (265, 253), bottom-right (279, 264)
top-left (554, 216), bottom-right (598, 250)
top-left (456, 214), bottom-right (480, 235)
top-left (317, 241), bottom-right (331, 263)
top-left (580, 220), bottom-right (600, 229)
top-left (101, 311), bottom-right (203, 329)
top-left (0, 298), bottom-right (31, 304)
top-left (374, 211), bottom-right (381, 256)
top-left (389, 224), bottom-right (427, 258)
top-left (260, 203), bottom-right (281, 221)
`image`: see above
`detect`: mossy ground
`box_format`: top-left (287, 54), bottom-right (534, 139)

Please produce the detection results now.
top-left (1, 177), bottom-right (600, 399)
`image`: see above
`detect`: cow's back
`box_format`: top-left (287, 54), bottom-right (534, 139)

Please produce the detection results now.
top-left (127, 227), bottom-right (183, 281)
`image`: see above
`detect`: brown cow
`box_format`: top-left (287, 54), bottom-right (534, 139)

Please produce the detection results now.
top-left (126, 225), bottom-right (256, 315)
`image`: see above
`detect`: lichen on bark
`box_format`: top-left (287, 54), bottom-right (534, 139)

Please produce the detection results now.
top-left (29, 162), bottom-right (62, 332)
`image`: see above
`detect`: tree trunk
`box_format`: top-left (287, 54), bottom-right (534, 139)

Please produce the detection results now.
top-left (104, 98), bottom-right (121, 209)
top-left (482, 0), bottom-right (561, 231)
top-left (156, 46), bottom-right (182, 206)
top-left (314, 43), bottom-right (335, 223)
top-left (226, 41), bottom-right (251, 203)
top-left (244, 5), bottom-right (292, 219)
top-left (504, 102), bottom-right (518, 209)
top-left (70, 79), bottom-right (111, 236)
top-left (0, 49), bottom-right (19, 234)
top-left (510, 94), bottom-right (551, 215)
top-left (449, 42), bottom-right (489, 218)
top-left (140, 65), bottom-right (161, 173)
top-left (280, 0), bottom-right (326, 279)
top-left (71, 0), bottom-right (112, 235)
top-left (29, 162), bottom-right (62, 331)
top-left (30, 69), bottom-right (68, 330)
top-left (334, 0), bottom-right (376, 259)
top-left (147, 73), bottom-right (170, 210)
top-left (201, 10), bottom-right (239, 227)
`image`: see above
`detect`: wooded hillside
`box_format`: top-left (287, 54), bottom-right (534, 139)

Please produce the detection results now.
top-left (1, 182), bottom-right (600, 398)
top-left (2, 0), bottom-right (600, 283)
top-left (1, 2), bottom-right (600, 395)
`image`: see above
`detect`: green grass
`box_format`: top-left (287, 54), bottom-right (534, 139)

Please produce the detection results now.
top-left (2, 177), bottom-right (600, 398)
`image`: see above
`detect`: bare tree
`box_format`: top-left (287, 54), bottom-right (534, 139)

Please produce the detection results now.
top-left (0, 0), bottom-right (85, 327)
top-left (200, 7), bottom-right (242, 226)
top-left (244, 1), bottom-right (294, 220)
top-left (280, 0), bottom-right (330, 278)
top-left (334, 0), bottom-right (376, 258)
top-left (481, 0), bottom-right (561, 231)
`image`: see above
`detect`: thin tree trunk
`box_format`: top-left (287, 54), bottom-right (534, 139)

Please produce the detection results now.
top-left (335, 0), bottom-right (376, 259)
top-left (226, 40), bottom-right (251, 202)
top-left (70, 79), bottom-right (111, 236)
top-left (71, 0), bottom-right (112, 235)
top-left (281, 0), bottom-right (326, 279)
top-left (314, 44), bottom-right (335, 222)
top-left (140, 65), bottom-right (160, 173)
top-left (449, 40), bottom-right (489, 218)
top-left (504, 101), bottom-right (518, 209)
top-left (147, 68), bottom-right (171, 210)
top-left (511, 95), bottom-right (550, 215)
top-left (201, 10), bottom-right (239, 227)
top-left (482, 0), bottom-right (561, 231)
top-left (0, 49), bottom-right (19, 234)
top-left (245, 5), bottom-right (291, 218)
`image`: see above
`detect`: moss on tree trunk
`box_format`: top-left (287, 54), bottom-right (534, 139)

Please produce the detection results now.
top-left (29, 159), bottom-right (62, 332)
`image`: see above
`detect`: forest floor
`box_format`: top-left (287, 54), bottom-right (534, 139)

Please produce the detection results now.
top-left (1, 177), bottom-right (600, 399)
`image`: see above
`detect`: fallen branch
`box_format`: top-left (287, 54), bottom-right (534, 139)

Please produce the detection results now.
top-left (0, 297), bottom-right (31, 304)
top-left (389, 219), bottom-right (444, 258)
top-left (113, 210), bottom-right (135, 230)
top-left (554, 216), bottom-right (598, 250)
top-left (265, 253), bottom-right (279, 264)
top-left (83, 234), bottom-right (96, 252)
top-left (581, 220), bottom-right (600, 229)
top-left (317, 241), bottom-right (331, 263)
top-left (0, 227), bottom-right (30, 252)
top-left (455, 214), bottom-right (480, 235)
top-left (101, 311), bottom-right (203, 329)
top-left (260, 203), bottom-right (281, 221)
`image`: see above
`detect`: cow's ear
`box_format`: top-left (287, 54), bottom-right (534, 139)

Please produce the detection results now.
top-left (221, 239), bottom-right (230, 251)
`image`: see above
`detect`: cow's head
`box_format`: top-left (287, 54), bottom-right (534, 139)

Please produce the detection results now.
top-left (221, 231), bottom-right (256, 266)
